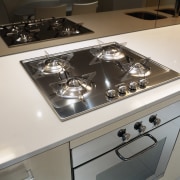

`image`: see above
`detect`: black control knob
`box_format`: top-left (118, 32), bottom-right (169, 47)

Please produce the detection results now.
top-left (149, 115), bottom-right (161, 126)
top-left (117, 129), bottom-right (130, 141)
top-left (134, 122), bottom-right (146, 133)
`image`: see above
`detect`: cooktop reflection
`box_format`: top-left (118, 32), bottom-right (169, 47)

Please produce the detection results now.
top-left (0, 17), bottom-right (93, 47)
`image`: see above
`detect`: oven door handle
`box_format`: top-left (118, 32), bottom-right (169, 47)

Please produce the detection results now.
top-left (115, 133), bottom-right (157, 161)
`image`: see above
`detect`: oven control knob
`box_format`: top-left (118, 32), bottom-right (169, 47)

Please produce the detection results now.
top-left (149, 115), bottom-right (161, 126)
top-left (106, 89), bottom-right (116, 98)
top-left (129, 81), bottom-right (138, 91)
top-left (117, 129), bottom-right (130, 141)
top-left (139, 78), bottom-right (148, 88)
top-left (134, 122), bottom-right (146, 133)
top-left (118, 85), bottom-right (127, 95)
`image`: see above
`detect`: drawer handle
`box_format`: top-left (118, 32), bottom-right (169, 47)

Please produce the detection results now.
top-left (24, 169), bottom-right (34, 180)
top-left (115, 133), bottom-right (157, 161)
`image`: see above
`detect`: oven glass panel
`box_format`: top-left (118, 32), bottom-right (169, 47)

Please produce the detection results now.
top-left (73, 109), bottom-right (180, 180)
top-left (74, 138), bottom-right (166, 180)
top-left (96, 138), bottom-right (166, 180)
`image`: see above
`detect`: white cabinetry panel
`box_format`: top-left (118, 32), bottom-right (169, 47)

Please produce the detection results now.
top-left (0, 143), bottom-right (71, 180)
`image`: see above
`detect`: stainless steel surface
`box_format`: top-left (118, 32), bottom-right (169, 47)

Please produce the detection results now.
top-left (21, 42), bottom-right (179, 121)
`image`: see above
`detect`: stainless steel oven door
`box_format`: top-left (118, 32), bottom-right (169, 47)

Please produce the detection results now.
top-left (73, 118), bottom-right (180, 180)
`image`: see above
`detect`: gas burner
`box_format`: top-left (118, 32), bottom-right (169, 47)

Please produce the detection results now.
top-left (90, 45), bottom-right (125, 61)
top-left (9, 25), bottom-right (19, 33)
top-left (59, 78), bottom-right (92, 99)
top-left (48, 19), bottom-right (64, 30)
top-left (52, 20), bottom-right (61, 27)
top-left (101, 45), bottom-right (125, 61)
top-left (16, 33), bottom-right (34, 43)
top-left (50, 72), bottom-right (96, 100)
top-left (25, 22), bottom-right (41, 33)
top-left (129, 62), bottom-right (151, 77)
top-left (43, 59), bottom-right (67, 74)
top-left (49, 18), bottom-right (81, 35)
top-left (3, 23), bottom-right (37, 43)
top-left (5, 25), bottom-right (21, 37)
top-left (0, 18), bottom-right (93, 47)
top-left (30, 53), bottom-right (73, 77)
top-left (61, 27), bottom-right (80, 36)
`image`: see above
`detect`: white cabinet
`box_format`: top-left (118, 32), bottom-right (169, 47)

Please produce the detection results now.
top-left (0, 143), bottom-right (71, 180)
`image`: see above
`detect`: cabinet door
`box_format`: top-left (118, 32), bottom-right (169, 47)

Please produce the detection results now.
top-left (0, 143), bottom-right (71, 180)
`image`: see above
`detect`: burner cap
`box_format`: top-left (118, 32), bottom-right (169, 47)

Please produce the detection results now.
top-left (90, 45), bottom-right (125, 61)
top-left (51, 77), bottom-right (93, 99)
top-left (9, 25), bottom-right (20, 34)
top-left (61, 27), bottom-right (80, 36)
top-left (16, 33), bottom-right (33, 43)
top-left (67, 78), bottom-right (83, 87)
top-left (49, 20), bottom-right (63, 30)
top-left (60, 77), bottom-right (92, 99)
top-left (43, 59), bottom-right (66, 74)
top-left (101, 46), bottom-right (125, 60)
top-left (129, 63), bottom-right (151, 77)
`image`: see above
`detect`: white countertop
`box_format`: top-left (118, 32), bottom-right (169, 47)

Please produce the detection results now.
top-left (0, 24), bottom-right (180, 169)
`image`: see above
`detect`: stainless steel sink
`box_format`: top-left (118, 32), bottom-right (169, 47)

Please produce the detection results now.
top-left (126, 11), bottom-right (167, 20)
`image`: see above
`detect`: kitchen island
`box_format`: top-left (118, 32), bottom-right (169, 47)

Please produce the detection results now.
top-left (0, 12), bottom-right (180, 179)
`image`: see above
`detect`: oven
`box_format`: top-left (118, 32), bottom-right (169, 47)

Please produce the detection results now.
top-left (20, 41), bottom-right (180, 178)
top-left (71, 101), bottom-right (180, 180)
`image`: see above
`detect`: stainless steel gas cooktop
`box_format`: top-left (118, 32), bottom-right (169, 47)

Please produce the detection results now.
top-left (21, 42), bottom-right (179, 121)
top-left (0, 17), bottom-right (93, 47)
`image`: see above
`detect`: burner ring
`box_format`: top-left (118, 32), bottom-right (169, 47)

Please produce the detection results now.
top-left (102, 46), bottom-right (125, 61)
top-left (90, 45), bottom-right (125, 61)
top-left (43, 59), bottom-right (66, 74)
top-left (129, 63), bottom-right (151, 77)
top-left (61, 27), bottom-right (80, 36)
top-left (53, 77), bottom-right (93, 99)
top-left (67, 78), bottom-right (83, 87)
top-left (16, 33), bottom-right (34, 43)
